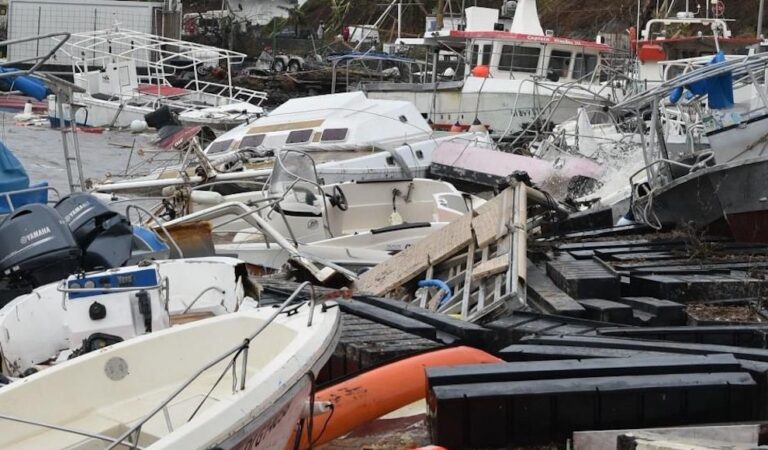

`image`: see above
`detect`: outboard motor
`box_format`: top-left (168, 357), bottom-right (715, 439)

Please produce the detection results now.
top-left (0, 204), bottom-right (81, 288)
top-left (55, 193), bottom-right (134, 270)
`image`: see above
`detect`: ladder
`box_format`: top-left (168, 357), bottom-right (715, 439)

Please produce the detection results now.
top-left (46, 77), bottom-right (86, 193)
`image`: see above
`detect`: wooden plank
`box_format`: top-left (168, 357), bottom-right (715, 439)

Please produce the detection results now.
top-left (355, 187), bottom-right (516, 296)
top-left (355, 212), bottom-right (473, 295)
top-left (472, 255), bottom-right (509, 282)
top-left (472, 188), bottom-right (514, 248)
top-left (460, 240), bottom-right (477, 319)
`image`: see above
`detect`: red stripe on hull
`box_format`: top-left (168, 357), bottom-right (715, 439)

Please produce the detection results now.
top-left (726, 211), bottom-right (768, 243)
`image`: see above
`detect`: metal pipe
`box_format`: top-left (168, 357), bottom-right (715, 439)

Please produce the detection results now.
top-left (0, 413), bottom-right (142, 449)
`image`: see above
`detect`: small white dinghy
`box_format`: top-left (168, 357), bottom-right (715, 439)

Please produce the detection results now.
top-left (0, 286), bottom-right (340, 450)
top-left (0, 257), bottom-right (255, 377)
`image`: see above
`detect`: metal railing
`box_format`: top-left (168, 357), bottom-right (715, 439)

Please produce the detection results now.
top-left (0, 186), bottom-right (61, 213)
top-left (183, 80), bottom-right (268, 105)
top-left (106, 282), bottom-right (319, 450)
top-left (58, 276), bottom-right (170, 311)
top-left (0, 284), bottom-right (322, 450)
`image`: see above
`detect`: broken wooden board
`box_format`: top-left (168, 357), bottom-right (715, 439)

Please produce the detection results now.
top-left (472, 255), bottom-right (509, 283)
top-left (354, 212), bottom-right (474, 295)
top-left (355, 187), bottom-right (513, 296)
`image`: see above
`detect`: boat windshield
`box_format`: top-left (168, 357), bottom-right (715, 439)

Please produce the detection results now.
top-left (268, 150), bottom-right (321, 204)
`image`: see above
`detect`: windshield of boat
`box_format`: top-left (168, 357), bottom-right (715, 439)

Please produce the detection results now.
top-left (268, 150), bottom-right (321, 204)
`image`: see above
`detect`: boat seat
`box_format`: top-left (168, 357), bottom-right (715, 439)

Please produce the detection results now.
top-left (96, 376), bottom-right (228, 439)
top-left (170, 311), bottom-right (215, 326)
top-left (90, 92), bottom-right (119, 102)
top-left (4, 412), bottom-right (160, 450)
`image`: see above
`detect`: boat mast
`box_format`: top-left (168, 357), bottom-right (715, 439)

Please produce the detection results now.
top-left (437, 0), bottom-right (444, 30)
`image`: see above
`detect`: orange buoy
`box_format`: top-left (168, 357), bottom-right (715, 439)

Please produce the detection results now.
top-left (471, 64), bottom-right (490, 78)
top-left (290, 346), bottom-right (501, 449)
top-left (76, 127), bottom-right (105, 134)
top-left (449, 121), bottom-right (464, 132)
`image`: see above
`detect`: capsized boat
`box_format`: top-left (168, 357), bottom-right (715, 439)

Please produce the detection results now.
top-left (0, 289), bottom-right (340, 449)
top-left (49, 27), bottom-right (267, 130)
top-left (0, 256), bottom-right (255, 377)
top-left (92, 91), bottom-right (494, 195)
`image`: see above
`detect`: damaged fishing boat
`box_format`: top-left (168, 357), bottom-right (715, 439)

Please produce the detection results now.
top-left (48, 27), bottom-right (267, 130)
top-left (92, 91), bottom-right (493, 195)
top-left (0, 286), bottom-right (340, 450)
top-left (0, 256), bottom-right (254, 377)
top-left (160, 149), bottom-right (485, 272)
top-left (616, 52), bottom-right (768, 242)
top-left (362, 0), bottom-right (621, 135)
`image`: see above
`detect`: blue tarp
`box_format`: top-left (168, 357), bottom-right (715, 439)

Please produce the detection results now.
top-left (669, 51), bottom-right (734, 109)
top-left (0, 141), bottom-right (48, 214)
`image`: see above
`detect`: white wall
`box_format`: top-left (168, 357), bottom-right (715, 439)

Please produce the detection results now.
top-left (8, 0), bottom-right (163, 65)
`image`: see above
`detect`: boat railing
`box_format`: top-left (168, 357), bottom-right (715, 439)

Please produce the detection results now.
top-left (503, 78), bottom-right (614, 145)
top-left (0, 185), bottom-right (61, 213)
top-left (206, 195), bottom-right (299, 247)
top-left (57, 276), bottom-right (170, 310)
top-left (0, 413), bottom-right (143, 450)
top-left (105, 282), bottom-right (320, 450)
top-left (183, 80), bottom-right (268, 105)
top-left (266, 149), bottom-right (336, 239)
top-left (159, 200), bottom-right (358, 282)
top-left (629, 151), bottom-right (716, 229)
top-left (0, 32), bottom-right (71, 78)
top-left (125, 205), bottom-right (185, 259)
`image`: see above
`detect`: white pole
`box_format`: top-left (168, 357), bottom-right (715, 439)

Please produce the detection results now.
top-left (758, 0), bottom-right (765, 38)
top-left (397, 0), bottom-right (402, 40)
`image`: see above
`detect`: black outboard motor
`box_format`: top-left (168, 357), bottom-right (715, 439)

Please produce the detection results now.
top-left (0, 204), bottom-right (81, 288)
top-left (55, 193), bottom-right (133, 270)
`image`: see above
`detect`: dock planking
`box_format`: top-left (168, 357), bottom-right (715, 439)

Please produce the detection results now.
top-left (428, 372), bottom-right (757, 448)
top-left (628, 273), bottom-right (768, 302)
top-left (317, 312), bottom-right (440, 384)
top-left (527, 259), bottom-right (586, 317)
top-left (485, 310), bottom-right (616, 347)
top-left (546, 259), bottom-right (621, 299)
top-left (613, 297), bottom-right (686, 325)
top-left (577, 298), bottom-right (636, 324)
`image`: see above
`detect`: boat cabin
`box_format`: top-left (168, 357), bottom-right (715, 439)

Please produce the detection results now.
top-left (632, 13), bottom-right (759, 83)
top-left (462, 34), bottom-right (604, 82)
top-left (429, 4), bottom-right (609, 84)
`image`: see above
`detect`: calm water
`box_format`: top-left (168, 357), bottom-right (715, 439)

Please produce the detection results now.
top-left (0, 113), bottom-right (161, 194)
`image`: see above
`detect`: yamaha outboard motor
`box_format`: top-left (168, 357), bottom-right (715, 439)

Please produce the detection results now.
top-left (0, 204), bottom-right (81, 288)
top-left (55, 193), bottom-right (133, 270)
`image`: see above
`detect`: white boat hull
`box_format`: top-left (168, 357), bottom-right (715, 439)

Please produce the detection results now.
top-left (48, 95), bottom-right (149, 128)
top-left (365, 77), bottom-right (613, 135)
top-left (0, 302), bottom-right (340, 449)
top-left (706, 111), bottom-right (768, 163)
top-left (0, 257), bottom-right (249, 377)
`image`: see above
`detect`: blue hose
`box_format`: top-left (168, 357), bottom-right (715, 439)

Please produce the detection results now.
top-left (417, 279), bottom-right (452, 305)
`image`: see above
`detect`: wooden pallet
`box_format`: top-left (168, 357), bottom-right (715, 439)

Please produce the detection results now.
top-left (354, 185), bottom-right (528, 322)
